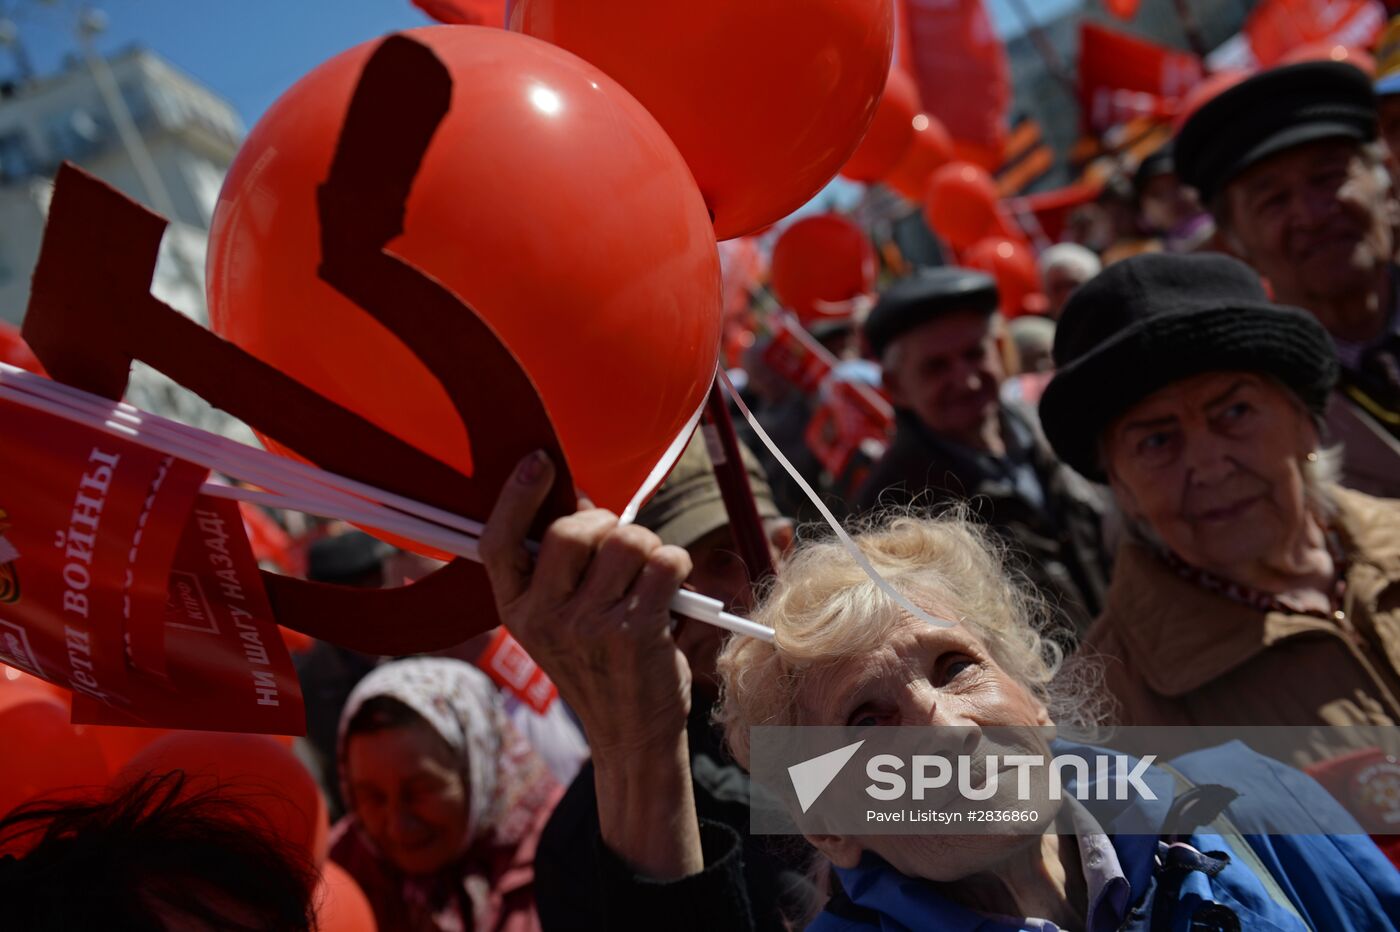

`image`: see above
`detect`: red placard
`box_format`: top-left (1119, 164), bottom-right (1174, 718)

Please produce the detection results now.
top-left (0, 397), bottom-right (206, 700)
top-left (1078, 22), bottom-right (1203, 134)
top-left (476, 625), bottom-right (557, 714)
top-left (72, 495), bottom-right (304, 735)
top-left (899, 0), bottom-right (1010, 170)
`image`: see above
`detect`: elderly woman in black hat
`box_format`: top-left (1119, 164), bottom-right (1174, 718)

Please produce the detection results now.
top-left (1039, 252), bottom-right (1400, 752)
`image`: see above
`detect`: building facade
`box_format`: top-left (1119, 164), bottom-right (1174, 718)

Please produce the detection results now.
top-left (0, 46), bottom-right (249, 436)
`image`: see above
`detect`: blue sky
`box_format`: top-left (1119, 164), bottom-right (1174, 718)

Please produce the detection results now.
top-left (1, 0), bottom-right (1084, 128)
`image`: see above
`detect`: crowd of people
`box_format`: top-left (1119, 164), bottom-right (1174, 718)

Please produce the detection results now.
top-left (8, 32), bottom-right (1400, 932)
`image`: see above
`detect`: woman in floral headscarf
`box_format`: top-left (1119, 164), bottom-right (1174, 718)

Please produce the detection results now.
top-left (329, 658), bottom-right (562, 932)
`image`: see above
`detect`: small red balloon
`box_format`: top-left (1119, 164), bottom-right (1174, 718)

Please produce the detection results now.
top-left (1105, 0), bottom-right (1140, 21)
top-left (117, 733), bottom-right (329, 868)
top-left (0, 678), bottom-right (107, 817)
top-left (885, 112), bottom-right (954, 201)
top-left (841, 67), bottom-right (921, 183)
top-left (923, 162), bottom-right (1012, 252)
top-left (512, 0), bottom-right (895, 239)
top-left (208, 28), bottom-right (721, 521)
top-left (961, 237), bottom-right (1043, 319)
top-left (1279, 42), bottom-right (1375, 76)
top-left (770, 215), bottom-right (876, 323)
top-left (317, 861), bottom-right (378, 932)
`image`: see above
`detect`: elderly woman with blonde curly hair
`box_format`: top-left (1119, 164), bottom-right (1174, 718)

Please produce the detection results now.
top-left (480, 452), bottom-right (1400, 931)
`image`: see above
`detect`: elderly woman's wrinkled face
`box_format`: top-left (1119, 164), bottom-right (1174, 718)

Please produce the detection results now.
top-left (347, 720), bottom-right (471, 875)
top-left (1104, 371), bottom-right (1317, 574)
top-left (798, 614), bottom-right (1056, 882)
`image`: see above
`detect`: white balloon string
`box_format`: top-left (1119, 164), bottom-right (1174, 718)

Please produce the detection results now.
top-left (715, 367), bottom-right (952, 629)
top-left (617, 390), bottom-right (707, 526)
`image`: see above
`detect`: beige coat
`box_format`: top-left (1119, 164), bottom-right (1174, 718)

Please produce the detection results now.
top-left (1083, 488), bottom-right (1400, 763)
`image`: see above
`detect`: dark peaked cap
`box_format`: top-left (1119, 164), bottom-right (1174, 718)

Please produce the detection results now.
top-left (863, 267), bottom-right (999, 359)
top-left (1174, 60), bottom-right (1377, 204)
top-left (1038, 252), bottom-right (1337, 481)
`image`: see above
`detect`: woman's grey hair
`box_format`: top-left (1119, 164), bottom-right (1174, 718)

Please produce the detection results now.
top-left (715, 506), bottom-right (1109, 770)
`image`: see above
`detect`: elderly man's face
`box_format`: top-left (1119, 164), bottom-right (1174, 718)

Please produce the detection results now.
top-left (1223, 138), bottom-right (1395, 314)
top-left (798, 615), bottom-right (1057, 882)
top-left (1103, 371), bottom-right (1316, 575)
top-left (884, 311), bottom-right (1004, 439)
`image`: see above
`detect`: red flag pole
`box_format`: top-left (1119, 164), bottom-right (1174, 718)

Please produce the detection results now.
top-left (701, 377), bottom-right (777, 593)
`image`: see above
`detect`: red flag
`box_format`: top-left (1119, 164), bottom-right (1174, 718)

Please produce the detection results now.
top-left (72, 495), bottom-right (305, 736)
top-left (411, 0), bottom-right (506, 26)
top-left (899, 0), bottom-right (1010, 171)
top-left (1078, 22), bottom-right (1203, 133)
top-left (1245, 0), bottom-right (1386, 67)
top-left (0, 398), bottom-right (304, 735)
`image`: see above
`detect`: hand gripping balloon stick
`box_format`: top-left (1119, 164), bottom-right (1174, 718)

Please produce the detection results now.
top-left (0, 362), bottom-right (777, 643)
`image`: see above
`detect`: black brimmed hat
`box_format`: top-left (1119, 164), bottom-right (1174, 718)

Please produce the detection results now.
top-left (863, 267), bottom-right (998, 359)
top-left (1174, 60), bottom-right (1376, 205)
top-left (1038, 253), bottom-right (1337, 481)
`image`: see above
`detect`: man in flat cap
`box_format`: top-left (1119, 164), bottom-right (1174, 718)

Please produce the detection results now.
top-left (855, 267), bottom-right (1111, 637)
top-left (1176, 60), bottom-right (1400, 499)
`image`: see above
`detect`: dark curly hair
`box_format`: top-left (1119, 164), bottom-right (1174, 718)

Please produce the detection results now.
top-left (0, 770), bottom-right (317, 931)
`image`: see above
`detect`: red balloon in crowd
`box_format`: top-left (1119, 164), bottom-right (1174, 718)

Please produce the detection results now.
top-left (1279, 42), bottom-right (1376, 75)
top-left (316, 861), bottom-right (379, 932)
top-left (923, 161), bottom-right (1013, 252)
top-left (962, 237), bottom-right (1044, 319)
top-left (511, 0), bottom-right (895, 239)
top-left (1104, 0), bottom-right (1141, 21)
top-left (0, 672), bottom-right (107, 816)
top-left (770, 215), bottom-right (877, 323)
top-left (884, 112), bottom-right (954, 202)
top-left (117, 732), bottom-right (329, 868)
top-left (208, 28), bottom-right (721, 521)
top-left (840, 67), bottom-right (921, 183)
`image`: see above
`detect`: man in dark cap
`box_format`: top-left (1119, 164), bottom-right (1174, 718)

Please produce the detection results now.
top-left (855, 267), bottom-right (1111, 637)
top-left (1175, 60), bottom-right (1400, 499)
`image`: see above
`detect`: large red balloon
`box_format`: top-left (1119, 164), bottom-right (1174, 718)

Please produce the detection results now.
top-left (770, 215), bottom-right (876, 323)
top-left (841, 67), bottom-right (921, 183)
top-left (117, 733), bottom-right (329, 867)
top-left (317, 861), bottom-right (378, 932)
top-left (208, 28), bottom-right (721, 518)
top-left (0, 675), bottom-right (107, 816)
top-left (512, 0), bottom-right (895, 239)
top-left (885, 113), bottom-right (954, 202)
top-left (962, 237), bottom-right (1043, 319)
top-left (923, 161), bottom-right (1014, 252)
